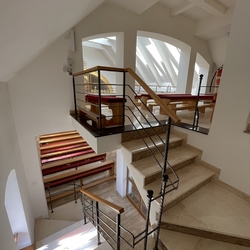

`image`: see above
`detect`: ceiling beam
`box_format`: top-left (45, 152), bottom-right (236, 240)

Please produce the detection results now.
top-left (195, 6), bottom-right (234, 40)
top-left (189, 0), bottom-right (227, 17)
top-left (171, 2), bottom-right (195, 16)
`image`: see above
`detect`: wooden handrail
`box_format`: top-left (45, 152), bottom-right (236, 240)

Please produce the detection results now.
top-left (72, 66), bottom-right (126, 77)
top-left (126, 68), bottom-right (181, 123)
top-left (72, 66), bottom-right (181, 123)
top-left (81, 189), bottom-right (124, 214)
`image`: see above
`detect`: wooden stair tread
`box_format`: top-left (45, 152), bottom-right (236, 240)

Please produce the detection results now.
top-left (40, 146), bottom-right (91, 158)
top-left (39, 130), bottom-right (78, 139)
top-left (41, 153), bottom-right (105, 170)
top-left (39, 134), bottom-right (82, 144)
top-left (161, 181), bottom-right (250, 243)
top-left (41, 149), bottom-right (95, 164)
top-left (43, 160), bottom-right (115, 184)
top-left (40, 138), bottom-right (86, 150)
top-left (40, 142), bottom-right (88, 155)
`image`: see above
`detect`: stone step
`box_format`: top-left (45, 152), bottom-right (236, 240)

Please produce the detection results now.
top-left (161, 181), bottom-right (250, 247)
top-left (144, 163), bottom-right (215, 211)
top-left (121, 133), bottom-right (184, 162)
top-left (121, 125), bottom-right (170, 142)
top-left (158, 230), bottom-right (250, 250)
top-left (131, 146), bottom-right (198, 186)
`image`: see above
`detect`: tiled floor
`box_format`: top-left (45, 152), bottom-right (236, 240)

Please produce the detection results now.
top-left (162, 181), bottom-right (250, 241)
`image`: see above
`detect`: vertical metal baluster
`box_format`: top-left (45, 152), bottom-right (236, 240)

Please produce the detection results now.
top-left (162, 117), bottom-right (172, 174)
top-left (82, 193), bottom-right (87, 225)
top-left (90, 200), bottom-right (93, 225)
top-left (116, 213), bottom-right (121, 250)
top-left (96, 201), bottom-right (101, 245)
top-left (122, 71), bottom-right (126, 127)
top-left (72, 76), bottom-right (77, 117)
top-left (154, 174), bottom-right (168, 250)
top-left (97, 69), bottom-right (102, 130)
top-left (73, 179), bottom-right (77, 203)
top-left (144, 189), bottom-right (154, 250)
top-left (47, 186), bottom-right (53, 213)
top-left (193, 74), bottom-right (203, 129)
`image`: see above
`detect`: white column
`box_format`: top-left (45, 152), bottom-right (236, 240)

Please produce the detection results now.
top-left (116, 149), bottom-right (127, 197)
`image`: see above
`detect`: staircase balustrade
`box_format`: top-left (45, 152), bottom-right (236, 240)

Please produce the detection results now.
top-left (72, 66), bottom-right (182, 249)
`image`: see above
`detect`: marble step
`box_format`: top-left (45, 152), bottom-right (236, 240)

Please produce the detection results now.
top-left (131, 146), bottom-right (198, 186)
top-left (121, 125), bottom-right (170, 142)
top-left (121, 133), bottom-right (184, 162)
top-left (144, 163), bottom-right (215, 211)
top-left (161, 181), bottom-right (250, 247)
top-left (158, 230), bottom-right (250, 250)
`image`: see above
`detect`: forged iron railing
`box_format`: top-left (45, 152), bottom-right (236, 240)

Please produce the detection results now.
top-left (71, 66), bottom-right (181, 250)
top-left (46, 180), bottom-right (81, 213)
top-left (71, 66), bottom-right (215, 249)
top-left (192, 74), bottom-right (218, 130)
top-left (81, 188), bottom-right (167, 250)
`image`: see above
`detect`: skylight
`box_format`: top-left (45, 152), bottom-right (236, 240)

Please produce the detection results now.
top-left (166, 43), bottom-right (180, 63)
top-left (146, 39), bottom-right (164, 70)
top-left (136, 47), bottom-right (148, 66)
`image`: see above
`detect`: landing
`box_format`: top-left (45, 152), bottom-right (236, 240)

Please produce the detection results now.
top-left (162, 181), bottom-right (250, 242)
top-left (71, 105), bottom-right (211, 137)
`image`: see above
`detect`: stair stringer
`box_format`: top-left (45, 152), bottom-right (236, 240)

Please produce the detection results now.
top-left (120, 130), bottom-right (216, 228)
top-left (120, 145), bottom-right (168, 225)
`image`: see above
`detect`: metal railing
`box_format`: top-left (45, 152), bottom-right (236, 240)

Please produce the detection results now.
top-left (72, 66), bottom-right (181, 249)
top-left (81, 189), bottom-right (163, 250)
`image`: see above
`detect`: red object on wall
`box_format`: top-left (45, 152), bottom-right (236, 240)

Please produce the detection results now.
top-left (215, 67), bottom-right (223, 85)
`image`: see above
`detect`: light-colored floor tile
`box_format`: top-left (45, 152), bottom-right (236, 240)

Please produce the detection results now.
top-left (162, 181), bottom-right (250, 240)
top-left (160, 230), bottom-right (250, 250)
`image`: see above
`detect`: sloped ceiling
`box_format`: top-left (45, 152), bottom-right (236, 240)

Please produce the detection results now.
top-left (0, 0), bottom-right (235, 82)
top-left (0, 0), bottom-right (105, 82)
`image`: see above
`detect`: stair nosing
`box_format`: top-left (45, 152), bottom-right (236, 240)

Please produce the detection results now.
top-left (161, 222), bottom-right (250, 247)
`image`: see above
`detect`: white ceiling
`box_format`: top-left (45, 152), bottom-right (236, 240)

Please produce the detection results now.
top-left (0, 0), bottom-right (236, 82)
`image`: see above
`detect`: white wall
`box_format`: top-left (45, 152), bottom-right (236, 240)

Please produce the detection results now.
top-left (7, 37), bottom-right (77, 218)
top-left (83, 46), bottom-right (116, 86)
top-left (174, 0), bottom-right (250, 196)
top-left (208, 36), bottom-right (229, 69)
top-left (73, 3), bottom-right (213, 81)
top-left (0, 83), bottom-right (33, 249)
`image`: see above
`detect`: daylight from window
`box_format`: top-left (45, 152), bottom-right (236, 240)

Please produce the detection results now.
top-left (82, 35), bottom-right (182, 94)
top-left (135, 36), bottom-right (181, 93)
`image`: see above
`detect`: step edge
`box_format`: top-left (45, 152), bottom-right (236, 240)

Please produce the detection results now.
top-left (160, 222), bottom-right (250, 247)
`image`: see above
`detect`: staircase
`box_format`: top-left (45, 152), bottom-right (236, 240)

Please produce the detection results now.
top-left (120, 126), bottom-right (250, 249)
